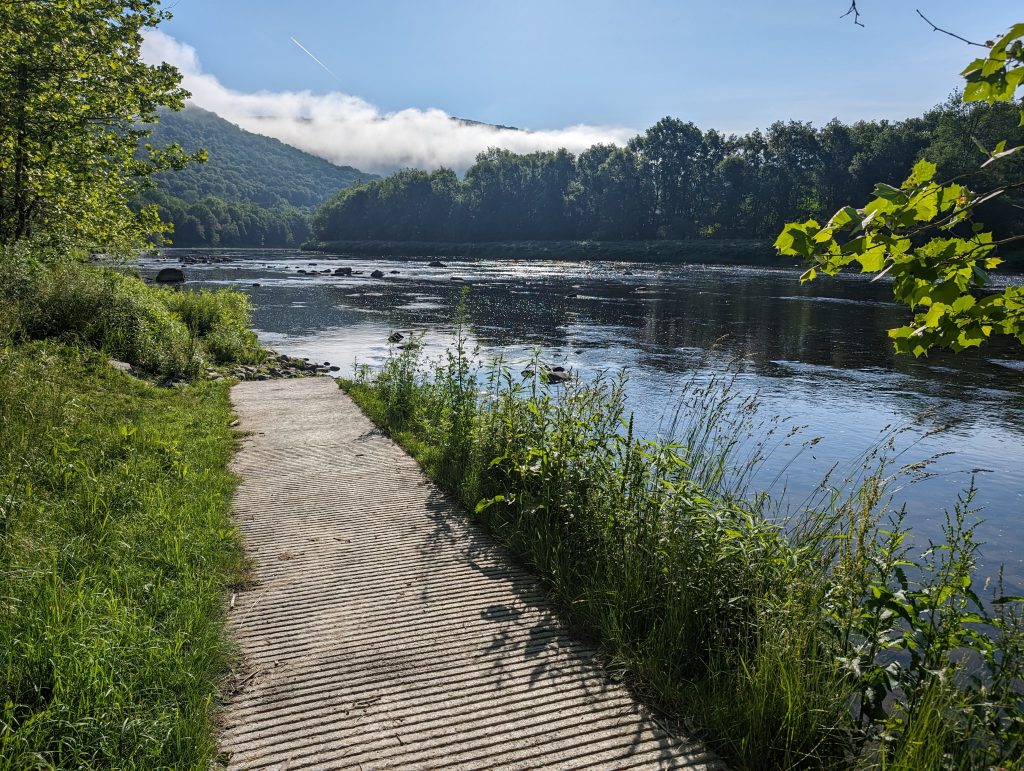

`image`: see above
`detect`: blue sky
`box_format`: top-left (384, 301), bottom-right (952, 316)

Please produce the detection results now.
top-left (149, 1), bottom-right (1021, 171)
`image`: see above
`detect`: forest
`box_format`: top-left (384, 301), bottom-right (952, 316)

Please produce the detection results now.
top-left (311, 97), bottom-right (1024, 246)
top-left (137, 105), bottom-right (374, 247)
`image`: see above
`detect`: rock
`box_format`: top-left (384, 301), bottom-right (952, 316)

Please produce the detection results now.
top-left (552, 366), bottom-right (566, 373)
top-left (334, 267), bottom-right (352, 276)
top-left (388, 332), bottom-right (404, 343)
top-left (255, 374), bottom-right (270, 381)
top-left (390, 270), bottom-right (400, 274)
top-left (154, 267), bottom-right (185, 283)
top-left (428, 260), bottom-right (447, 268)
top-left (624, 270), bottom-right (633, 276)
top-left (450, 276), bottom-right (463, 282)
top-left (544, 369), bottom-right (571, 385)
top-left (329, 365), bottom-right (341, 372)
top-left (297, 269), bottom-right (307, 274)
top-left (251, 283), bottom-right (262, 287)
top-left (370, 269), bottom-right (385, 278)
top-left (521, 369), bottom-right (535, 378)
top-left (109, 359), bottom-right (132, 373)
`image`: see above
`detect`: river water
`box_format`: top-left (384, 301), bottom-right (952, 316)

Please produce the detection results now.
top-left (143, 248), bottom-right (1024, 590)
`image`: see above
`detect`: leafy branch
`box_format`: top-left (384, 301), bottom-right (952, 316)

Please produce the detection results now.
top-left (777, 21), bottom-right (1024, 355)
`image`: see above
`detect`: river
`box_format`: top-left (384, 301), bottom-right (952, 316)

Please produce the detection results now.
top-left (143, 248), bottom-right (1024, 590)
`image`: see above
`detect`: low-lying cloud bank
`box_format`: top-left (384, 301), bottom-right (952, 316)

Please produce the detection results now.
top-left (142, 31), bottom-right (635, 174)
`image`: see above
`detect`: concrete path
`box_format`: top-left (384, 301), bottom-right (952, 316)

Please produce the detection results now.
top-left (220, 378), bottom-right (717, 770)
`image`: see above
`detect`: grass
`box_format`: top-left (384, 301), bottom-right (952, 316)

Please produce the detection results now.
top-left (0, 343), bottom-right (244, 769)
top-left (340, 304), bottom-right (1024, 770)
top-left (0, 254), bottom-right (256, 769)
top-left (0, 252), bottom-right (265, 379)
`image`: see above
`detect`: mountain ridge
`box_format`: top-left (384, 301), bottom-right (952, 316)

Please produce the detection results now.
top-left (137, 105), bottom-right (375, 247)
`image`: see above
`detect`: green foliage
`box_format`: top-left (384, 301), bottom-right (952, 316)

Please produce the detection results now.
top-left (145, 193), bottom-right (314, 247)
top-left (344, 323), bottom-right (1024, 770)
top-left (0, 0), bottom-right (203, 252)
top-left (0, 253), bottom-right (264, 377)
top-left (0, 343), bottom-right (244, 768)
top-left (135, 105), bottom-right (375, 247)
top-left (313, 103), bottom-right (1023, 251)
top-left (777, 22), bottom-right (1024, 355)
top-left (144, 105), bottom-right (373, 209)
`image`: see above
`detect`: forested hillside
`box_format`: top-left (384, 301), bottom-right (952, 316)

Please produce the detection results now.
top-left (312, 97), bottom-right (1024, 247)
top-left (139, 105), bottom-right (375, 247)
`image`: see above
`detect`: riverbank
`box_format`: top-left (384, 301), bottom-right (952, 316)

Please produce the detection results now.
top-left (303, 238), bottom-right (1024, 272)
top-left (303, 237), bottom-right (781, 265)
top-left (0, 258), bottom-right (262, 767)
top-left (339, 321), bottom-right (1024, 770)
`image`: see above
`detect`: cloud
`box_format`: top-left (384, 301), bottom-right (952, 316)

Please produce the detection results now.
top-left (141, 31), bottom-right (635, 175)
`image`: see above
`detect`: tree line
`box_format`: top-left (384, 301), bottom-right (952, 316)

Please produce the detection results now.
top-left (312, 97), bottom-right (1024, 245)
top-left (144, 191), bottom-right (312, 247)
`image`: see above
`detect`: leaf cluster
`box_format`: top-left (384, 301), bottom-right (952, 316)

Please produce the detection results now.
top-left (777, 22), bottom-right (1024, 355)
top-left (0, 0), bottom-right (200, 253)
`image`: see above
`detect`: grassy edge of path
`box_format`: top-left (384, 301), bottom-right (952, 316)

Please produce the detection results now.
top-left (337, 335), bottom-right (1024, 771)
top-left (0, 343), bottom-right (245, 769)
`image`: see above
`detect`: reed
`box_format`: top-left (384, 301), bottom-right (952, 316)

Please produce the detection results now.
top-left (343, 300), bottom-right (1024, 770)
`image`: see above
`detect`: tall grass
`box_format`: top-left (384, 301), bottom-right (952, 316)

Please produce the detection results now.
top-left (0, 342), bottom-right (244, 769)
top-left (343, 305), bottom-right (1024, 770)
top-left (0, 253), bottom-right (264, 378)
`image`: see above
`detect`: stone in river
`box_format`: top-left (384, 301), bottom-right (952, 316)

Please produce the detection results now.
top-left (154, 267), bottom-right (185, 283)
top-left (371, 269), bottom-right (385, 278)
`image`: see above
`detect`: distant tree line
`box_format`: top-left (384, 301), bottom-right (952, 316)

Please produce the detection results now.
top-left (143, 192), bottom-right (311, 247)
top-left (312, 97), bottom-right (1024, 244)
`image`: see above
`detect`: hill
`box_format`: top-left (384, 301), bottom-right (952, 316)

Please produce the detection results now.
top-left (140, 105), bottom-right (376, 247)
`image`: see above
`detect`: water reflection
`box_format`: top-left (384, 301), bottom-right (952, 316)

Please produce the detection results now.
top-left (143, 249), bottom-right (1024, 589)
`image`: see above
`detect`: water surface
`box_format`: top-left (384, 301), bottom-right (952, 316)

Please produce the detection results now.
top-left (143, 249), bottom-right (1024, 589)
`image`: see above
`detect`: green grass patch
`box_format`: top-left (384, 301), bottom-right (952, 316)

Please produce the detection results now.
top-left (0, 342), bottom-right (245, 769)
top-left (340, 310), bottom-right (1024, 770)
top-left (0, 253), bottom-right (265, 379)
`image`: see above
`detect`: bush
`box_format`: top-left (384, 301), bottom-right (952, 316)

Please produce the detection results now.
top-left (0, 254), bottom-right (264, 376)
top-left (159, 288), bottom-right (264, 365)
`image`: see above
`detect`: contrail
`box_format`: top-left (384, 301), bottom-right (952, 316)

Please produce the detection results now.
top-left (290, 36), bottom-right (339, 81)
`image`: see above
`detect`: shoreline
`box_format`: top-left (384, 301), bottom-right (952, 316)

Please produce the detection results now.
top-left (302, 237), bottom-right (1024, 273)
top-left (302, 238), bottom-right (784, 265)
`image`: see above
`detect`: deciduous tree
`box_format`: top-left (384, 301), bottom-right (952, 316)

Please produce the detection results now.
top-left (0, 0), bottom-right (200, 253)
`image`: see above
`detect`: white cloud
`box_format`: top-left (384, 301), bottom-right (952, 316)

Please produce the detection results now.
top-left (141, 31), bottom-right (635, 175)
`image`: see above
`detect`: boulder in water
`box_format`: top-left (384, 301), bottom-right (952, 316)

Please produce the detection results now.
top-left (154, 267), bottom-right (185, 283)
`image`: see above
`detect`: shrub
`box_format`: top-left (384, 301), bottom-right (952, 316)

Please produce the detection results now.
top-left (0, 255), bottom-right (265, 376)
top-left (159, 288), bottom-right (264, 365)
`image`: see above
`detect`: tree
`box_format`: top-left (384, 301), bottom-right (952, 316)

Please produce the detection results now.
top-left (0, 0), bottom-right (200, 254)
top-left (776, 21), bottom-right (1024, 354)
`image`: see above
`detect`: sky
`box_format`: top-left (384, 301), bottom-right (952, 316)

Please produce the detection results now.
top-left (145, 0), bottom-right (1022, 173)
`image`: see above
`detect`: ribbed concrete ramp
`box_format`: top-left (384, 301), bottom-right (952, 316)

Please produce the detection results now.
top-left (222, 378), bottom-right (717, 770)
